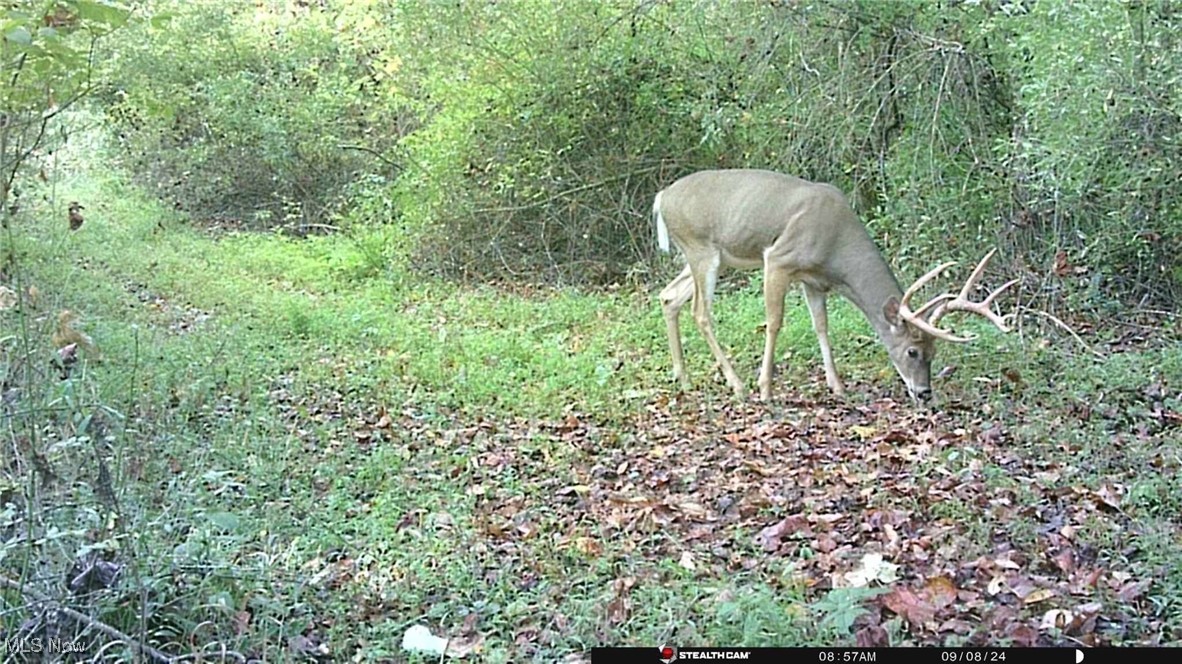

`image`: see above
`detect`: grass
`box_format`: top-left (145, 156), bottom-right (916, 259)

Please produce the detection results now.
top-left (2, 164), bottom-right (1180, 659)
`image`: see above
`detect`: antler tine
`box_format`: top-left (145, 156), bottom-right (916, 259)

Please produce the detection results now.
top-left (948, 277), bottom-right (1020, 332)
top-left (900, 261), bottom-right (957, 308)
top-left (896, 261), bottom-right (973, 342)
top-left (956, 248), bottom-right (997, 299)
top-left (901, 312), bottom-right (978, 343)
top-left (929, 250), bottom-right (1019, 333)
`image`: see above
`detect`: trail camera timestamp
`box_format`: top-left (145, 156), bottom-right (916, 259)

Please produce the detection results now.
top-left (940, 651), bottom-right (1008, 662)
top-left (818, 650), bottom-right (877, 662)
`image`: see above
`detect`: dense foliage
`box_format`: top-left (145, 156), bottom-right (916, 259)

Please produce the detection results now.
top-left (97, 0), bottom-right (1182, 308)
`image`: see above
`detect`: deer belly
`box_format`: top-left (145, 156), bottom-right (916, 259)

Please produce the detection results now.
top-left (719, 249), bottom-right (763, 270)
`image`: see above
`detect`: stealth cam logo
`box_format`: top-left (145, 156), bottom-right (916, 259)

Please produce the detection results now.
top-left (658, 645), bottom-right (678, 663)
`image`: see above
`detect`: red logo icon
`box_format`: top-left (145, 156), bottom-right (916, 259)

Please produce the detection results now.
top-left (658, 645), bottom-right (678, 663)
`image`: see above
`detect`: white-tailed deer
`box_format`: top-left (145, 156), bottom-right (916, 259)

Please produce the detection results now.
top-left (653, 169), bottom-right (1017, 402)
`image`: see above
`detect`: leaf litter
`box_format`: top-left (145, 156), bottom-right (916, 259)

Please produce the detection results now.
top-left (267, 370), bottom-right (1180, 649)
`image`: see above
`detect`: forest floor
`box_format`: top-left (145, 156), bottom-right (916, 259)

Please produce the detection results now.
top-left (2, 171), bottom-right (1180, 661)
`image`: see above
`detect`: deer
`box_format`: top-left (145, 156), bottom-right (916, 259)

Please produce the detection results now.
top-left (653, 169), bottom-right (1018, 403)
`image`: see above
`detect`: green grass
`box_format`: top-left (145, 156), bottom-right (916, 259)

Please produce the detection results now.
top-left (3, 165), bottom-right (1180, 658)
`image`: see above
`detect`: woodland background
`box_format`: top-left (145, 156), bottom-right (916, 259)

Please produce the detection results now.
top-left (1, 0), bottom-right (1180, 661)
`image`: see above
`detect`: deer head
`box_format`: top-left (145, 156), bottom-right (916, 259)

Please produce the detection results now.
top-left (881, 249), bottom-right (1019, 401)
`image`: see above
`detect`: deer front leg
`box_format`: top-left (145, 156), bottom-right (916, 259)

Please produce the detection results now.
top-left (689, 253), bottom-right (746, 398)
top-left (758, 267), bottom-right (793, 401)
top-left (659, 264), bottom-right (695, 388)
top-left (803, 284), bottom-right (845, 396)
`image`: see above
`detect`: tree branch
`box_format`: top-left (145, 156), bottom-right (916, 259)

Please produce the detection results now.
top-left (473, 166), bottom-right (660, 215)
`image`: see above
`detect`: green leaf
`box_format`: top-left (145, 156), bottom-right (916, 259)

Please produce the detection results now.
top-left (205, 511), bottom-right (241, 532)
top-left (5, 25), bottom-right (32, 45)
top-left (149, 12), bottom-right (176, 29)
top-left (813, 587), bottom-right (890, 635)
top-left (75, 0), bottom-right (132, 27)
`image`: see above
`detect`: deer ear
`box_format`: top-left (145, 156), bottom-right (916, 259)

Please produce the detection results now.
top-left (883, 297), bottom-right (901, 326)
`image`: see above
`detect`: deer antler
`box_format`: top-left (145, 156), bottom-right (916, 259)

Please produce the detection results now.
top-left (928, 249), bottom-right (1019, 333)
top-left (898, 249), bottom-right (1018, 343)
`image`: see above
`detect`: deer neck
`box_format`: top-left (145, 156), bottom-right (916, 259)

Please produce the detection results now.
top-left (835, 242), bottom-right (905, 341)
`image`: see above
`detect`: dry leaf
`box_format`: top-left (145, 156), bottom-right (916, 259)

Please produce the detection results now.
top-left (924, 576), bottom-right (958, 609)
top-left (0, 285), bottom-right (16, 311)
top-left (855, 625), bottom-right (889, 647)
top-left (446, 633), bottom-right (485, 658)
top-left (883, 587), bottom-right (936, 627)
top-left (1094, 484), bottom-right (1122, 510)
top-left (850, 425), bottom-right (877, 440)
top-left (1023, 588), bottom-right (1056, 605)
top-left (1040, 609), bottom-right (1073, 631)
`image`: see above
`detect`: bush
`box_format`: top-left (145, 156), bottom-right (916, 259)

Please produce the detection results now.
top-left (101, 2), bottom-right (406, 231)
top-left (97, 0), bottom-right (1182, 311)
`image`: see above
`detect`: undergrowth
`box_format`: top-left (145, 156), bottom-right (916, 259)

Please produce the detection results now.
top-left (2, 166), bottom-right (1179, 659)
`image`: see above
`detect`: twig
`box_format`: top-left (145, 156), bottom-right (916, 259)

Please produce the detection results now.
top-left (337, 143), bottom-right (401, 170)
top-left (0, 575), bottom-right (174, 663)
top-left (1032, 310), bottom-right (1106, 359)
top-left (279, 222), bottom-right (341, 235)
top-left (473, 166), bottom-right (660, 215)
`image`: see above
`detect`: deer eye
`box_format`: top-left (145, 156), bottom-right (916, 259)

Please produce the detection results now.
top-left (906, 347), bottom-right (919, 359)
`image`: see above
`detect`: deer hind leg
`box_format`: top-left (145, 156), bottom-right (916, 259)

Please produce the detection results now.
top-left (688, 251), bottom-right (746, 398)
top-left (659, 264), bottom-right (695, 387)
top-left (803, 283), bottom-right (845, 396)
top-left (758, 266), bottom-right (793, 401)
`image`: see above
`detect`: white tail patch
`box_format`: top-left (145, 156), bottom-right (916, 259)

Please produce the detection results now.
top-left (653, 191), bottom-right (670, 252)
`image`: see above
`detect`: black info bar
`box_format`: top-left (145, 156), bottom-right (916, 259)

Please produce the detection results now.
top-left (591, 647), bottom-right (1159, 664)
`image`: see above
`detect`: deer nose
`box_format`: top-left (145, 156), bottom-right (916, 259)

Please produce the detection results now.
top-left (915, 387), bottom-right (933, 402)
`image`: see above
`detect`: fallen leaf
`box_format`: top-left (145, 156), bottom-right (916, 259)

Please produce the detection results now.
top-left (754, 515), bottom-right (810, 552)
top-left (1005, 623), bottom-right (1039, 647)
top-left (850, 425), bottom-right (877, 440)
top-left (842, 553), bottom-right (900, 587)
top-left (1116, 579), bottom-right (1150, 602)
top-left (233, 610), bottom-right (251, 636)
top-left (1053, 250), bottom-right (1071, 277)
top-left (679, 551), bottom-right (696, 571)
top-left (1023, 588), bottom-right (1056, 605)
top-left (924, 576), bottom-right (958, 609)
top-left (1052, 549), bottom-right (1075, 574)
top-left (1040, 609), bottom-right (1073, 631)
top-left (855, 625), bottom-right (889, 647)
top-left (446, 633), bottom-right (485, 658)
top-left (1094, 484), bottom-right (1122, 510)
top-left (883, 587), bottom-right (936, 627)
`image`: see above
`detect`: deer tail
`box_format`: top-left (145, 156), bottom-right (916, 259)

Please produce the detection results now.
top-left (653, 190), bottom-right (670, 253)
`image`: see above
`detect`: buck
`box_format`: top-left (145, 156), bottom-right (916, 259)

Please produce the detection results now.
top-left (653, 169), bottom-right (1017, 402)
